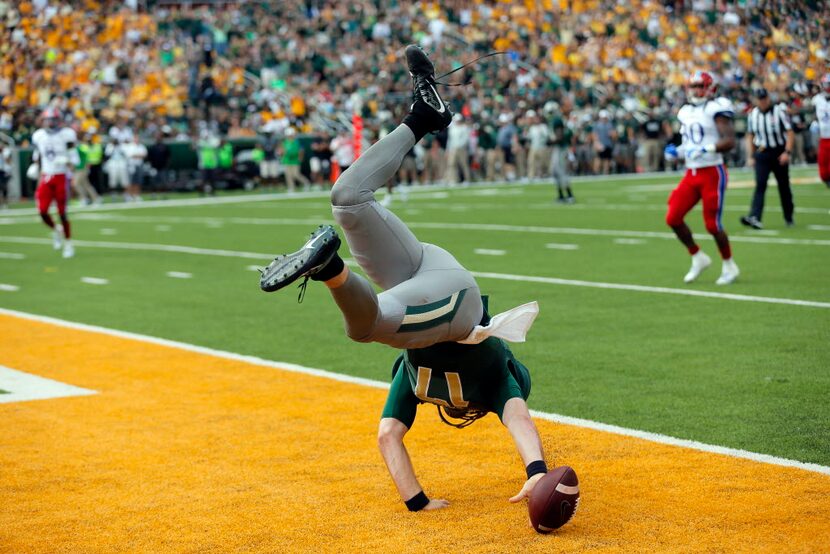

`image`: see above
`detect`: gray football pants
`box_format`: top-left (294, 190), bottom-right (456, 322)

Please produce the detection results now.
top-left (329, 125), bottom-right (483, 349)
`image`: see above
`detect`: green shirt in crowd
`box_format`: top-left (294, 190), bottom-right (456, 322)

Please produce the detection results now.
top-left (281, 138), bottom-right (301, 166)
top-left (199, 144), bottom-right (219, 170)
top-left (81, 143), bottom-right (104, 165)
top-left (74, 146), bottom-right (88, 170)
top-left (218, 143), bottom-right (234, 169)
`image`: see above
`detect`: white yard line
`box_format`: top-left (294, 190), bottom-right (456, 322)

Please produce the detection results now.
top-left (378, 201), bottom-right (830, 216)
top-left (166, 271), bottom-right (193, 279)
top-left (474, 248), bottom-right (506, 256)
top-left (0, 167), bottom-right (819, 219)
top-left (14, 213), bottom-right (830, 246)
top-left (0, 365), bottom-right (97, 404)
top-left (0, 284), bottom-right (20, 292)
top-left (1, 235), bottom-right (827, 309)
top-left (0, 306), bottom-right (827, 476)
top-left (80, 277), bottom-right (109, 285)
top-left (0, 236), bottom-right (268, 259)
top-left (613, 238), bottom-right (647, 245)
top-left (471, 271), bottom-right (830, 309)
top-left (545, 243), bottom-right (579, 250)
top-left (0, 252), bottom-right (25, 259)
top-left (404, 222), bottom-right (830, 247)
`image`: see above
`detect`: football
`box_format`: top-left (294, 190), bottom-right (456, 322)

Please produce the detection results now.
top-left (528, 466), bottom-right (580, 534)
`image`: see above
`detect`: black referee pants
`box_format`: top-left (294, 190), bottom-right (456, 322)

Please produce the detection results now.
top-left (750, 148), bottom-right (794, 224)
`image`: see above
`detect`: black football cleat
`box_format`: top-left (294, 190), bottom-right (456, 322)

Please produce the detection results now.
top-left (405, 44), bottom-right (452, 133)
top-left (260, 225), bottom-right (341, 293)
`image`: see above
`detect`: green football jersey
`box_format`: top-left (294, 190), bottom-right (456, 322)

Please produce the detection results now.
top-left (381, 337), bottom-right (531, 429)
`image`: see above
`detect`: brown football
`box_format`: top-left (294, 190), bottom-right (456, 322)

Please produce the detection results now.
top-left (528, 465), bottom-right (579, 534)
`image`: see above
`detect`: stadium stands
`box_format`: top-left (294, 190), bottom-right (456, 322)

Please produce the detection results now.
top-left (1, 0), bottom-right (828, 191)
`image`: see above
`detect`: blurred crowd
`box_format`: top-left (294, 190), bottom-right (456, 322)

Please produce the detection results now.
top-left (1, 0), bottom-right (829, 195)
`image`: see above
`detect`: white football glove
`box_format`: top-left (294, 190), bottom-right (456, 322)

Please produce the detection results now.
top-left (685, 146), bottom-right (705, 161)
top-left (686, 144), bottom-right (715, 161)
top-left (26, 163), bottom-right (40, 181)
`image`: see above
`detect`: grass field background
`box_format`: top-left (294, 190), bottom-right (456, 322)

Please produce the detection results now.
top-left (1, 166), bottom-right (829, 467)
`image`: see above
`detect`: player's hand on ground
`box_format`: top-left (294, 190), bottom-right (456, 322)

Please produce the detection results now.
top-left (423, 498), bottom-right (450, 511)
top-left (508, 473), bottom-right (545, 503)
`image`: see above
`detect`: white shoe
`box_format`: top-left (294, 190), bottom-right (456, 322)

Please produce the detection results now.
top-left (52, 225), bottom-right (64, 250)
top-left (715, 259), bottom-right (739, 285)
top-left (683, 251), bottom-right (711, 283)
top-left (62, 241), bottom-right (74, 259)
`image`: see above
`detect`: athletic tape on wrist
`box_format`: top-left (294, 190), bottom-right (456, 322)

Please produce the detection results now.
top-left (526, 460), bottom-right (548, 479)
top-left (405, 491), bottom-right (429, 512)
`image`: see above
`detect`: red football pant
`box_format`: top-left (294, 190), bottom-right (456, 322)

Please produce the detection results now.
top-left (36, 174), bottom-right (71, 239)
top-left (818, 138), bottom-right (830, 183)
top-left (666, 165), bottom-right (727, 235)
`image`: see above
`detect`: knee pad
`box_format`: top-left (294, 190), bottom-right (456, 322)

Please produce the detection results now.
top-left (330, 177), bottom-right (360, 207)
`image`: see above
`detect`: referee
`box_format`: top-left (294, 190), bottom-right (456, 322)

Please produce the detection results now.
top-left (741, 88), bottom-right (795, 229)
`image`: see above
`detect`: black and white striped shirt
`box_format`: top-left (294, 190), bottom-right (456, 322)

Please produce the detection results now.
top-left (748, 103), bottom-right (792, 149)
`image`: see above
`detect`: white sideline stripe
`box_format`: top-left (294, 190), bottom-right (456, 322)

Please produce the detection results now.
top-left (614, 238), bottom-right (647, 245)
top-left (0, 252), bottom-right (25, 259)
top-left (0, 365), bottom-right (97, 403)
top-left (809, 225), bottom-right (830, 231)
top-left (474, 248), bottom-right (506, 256)
top-left (46, 214), bottom-right (830, 247)
top-left (470, 271), bottom-right (830, 309)
top-left (0, 169), bottom-right (817, 219)
top-left (2, 235), bottom-right (828, 309)
top-left (0, 284), bottom-right (20, 291)
top-left (166, 271), bottom-right (192, 279)
top-left (81, 277), bottom-right (109, 285)
top-left (0, 306), bottom-right (827, 476)
top-left (528, 409), bottom-right (830, 476)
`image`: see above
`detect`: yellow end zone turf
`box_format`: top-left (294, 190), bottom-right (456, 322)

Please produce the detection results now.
top-left (1, 314), bottom-right (829, 553)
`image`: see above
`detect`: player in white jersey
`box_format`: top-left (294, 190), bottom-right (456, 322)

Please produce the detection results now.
top-left (31, 108), bottom-right (78, 258)
top-left (664, 71), bottom-right (738, 285)
top-left (813, 74), bottom-right (830, 187)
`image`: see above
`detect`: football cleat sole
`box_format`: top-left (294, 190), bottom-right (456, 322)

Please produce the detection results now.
top-left (259, 225), bottom-right (341, 293)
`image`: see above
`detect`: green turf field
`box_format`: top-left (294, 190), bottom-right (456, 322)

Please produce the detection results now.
top-left (1, 167), bottom-right (829, 464)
